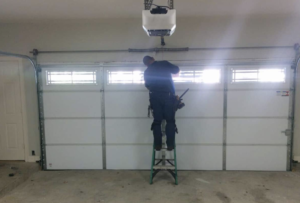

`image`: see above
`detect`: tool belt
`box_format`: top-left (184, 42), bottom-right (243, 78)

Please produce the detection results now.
top-left (147, 89), bottom-right (189, 118)
top-left (147, 89), bottom-right (189, 134)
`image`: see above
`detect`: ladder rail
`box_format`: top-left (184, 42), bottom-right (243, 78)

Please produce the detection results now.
top-left (150, 124), bottom-right (178, 185)
top-left (174, 142), bottom-right (178, 185)
top-left (149, 143), bottom-right (156, 184)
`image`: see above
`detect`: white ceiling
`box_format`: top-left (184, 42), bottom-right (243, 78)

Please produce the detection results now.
top-left (0, 0), bottom-right (299, 23)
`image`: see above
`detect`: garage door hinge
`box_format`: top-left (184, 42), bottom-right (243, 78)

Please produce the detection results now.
top-left (281, 129), bottom-right (292, 136)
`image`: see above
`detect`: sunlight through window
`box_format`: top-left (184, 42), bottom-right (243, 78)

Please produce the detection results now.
top-left (232, 68), bottom-right (285, 83)
top-left (108, 69), bottom-right (221, 84)
top-left (46, 70), bottom-right (97, 85)
top-left (108, 70), bottom-right (144, 84)
top-left (173, 69), bottom-right (220, 83)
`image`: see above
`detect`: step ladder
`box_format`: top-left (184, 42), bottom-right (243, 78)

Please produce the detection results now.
top-left (150, 121), bottom-right (178, 185)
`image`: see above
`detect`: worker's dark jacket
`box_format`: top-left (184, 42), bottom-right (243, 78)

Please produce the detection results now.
top-left (144, 61), bottom-right (180, 94)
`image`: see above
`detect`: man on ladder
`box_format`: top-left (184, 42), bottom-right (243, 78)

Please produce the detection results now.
top-left (143, 56), bottom-right (180, 184)
top-left (144, 56), bottom-right (179, 150)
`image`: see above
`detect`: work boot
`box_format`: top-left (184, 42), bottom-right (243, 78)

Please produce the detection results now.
top-left (155, 146), bottom-right (162, 151)
top-left (167, 146), bottom-right (174, 151)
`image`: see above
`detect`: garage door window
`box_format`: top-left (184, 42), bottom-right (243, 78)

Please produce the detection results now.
top-left (108, 70), bottom-right (144, 84)
top-left (46, 70), bottom-right (97, 85)
top-left (231, 68), bottom-right (286, 83)
top-left (107, 69), bottom-right (221, 84)
top-left (173, 69), bottom-right (220, 83)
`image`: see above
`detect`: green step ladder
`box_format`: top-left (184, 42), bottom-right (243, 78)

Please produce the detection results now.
top-left (150, 121), bottom-right (178, 185)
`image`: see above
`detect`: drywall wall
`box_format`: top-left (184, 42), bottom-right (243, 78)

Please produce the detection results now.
top-left (0, 16), bottom-right (298, 61)
top-left (0, 15), bottom-right (300, 161)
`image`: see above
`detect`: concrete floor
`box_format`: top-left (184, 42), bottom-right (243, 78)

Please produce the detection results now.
top-left (0, 161), bottom-right (39, 199)
top-left (0, 162), bottom-right (299, 203)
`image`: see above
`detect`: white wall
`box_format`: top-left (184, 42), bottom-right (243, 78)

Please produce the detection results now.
top-left (0, 15), bottom-right (300, 161)
top-left (0, 16), bottom-right (299, 61)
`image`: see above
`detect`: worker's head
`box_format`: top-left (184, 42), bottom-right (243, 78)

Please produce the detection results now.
top-left (143, 56), bottom-right (155, 66)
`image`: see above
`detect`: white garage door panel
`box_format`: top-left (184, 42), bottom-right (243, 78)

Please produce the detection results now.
top-left (227, 146), bottom-right (286, 171)
top-left (106, 119), bottom-right (152, 144)
top-left (227, 119), bottom-right (288, 144)
top-left (176, 91), bottom-right (223, 117)
top-left (105, 84), bottom-right (145, 91)
top-left (107, 145), bottom-right (152, 169)
top-left (176, 119), bottom-right (223, 144)
top-left (228, 91), bottom-right (289, 117)
top-left (46, 146), bottom-right (103, 169)
top-left (228, 83), bottom-right (290, 90)
top-left (45, 119), bottom-right (102, 144)
top-left (176, 146), bottom-right (222, 170)
top-left (174, 83), bottom-right (223, 91)
top-left (43, 92), bottom-right (101, 118)
top-left (105, 92), bottom-right (148, 117)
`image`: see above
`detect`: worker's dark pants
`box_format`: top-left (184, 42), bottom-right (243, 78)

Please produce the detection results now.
top-left (150, 92), bottom-right (176, 148)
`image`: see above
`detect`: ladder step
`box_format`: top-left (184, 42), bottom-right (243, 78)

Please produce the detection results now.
top-left (153, 165), bottom-right (175, 170)
top-left (155, 159), bottom-right (174, 161)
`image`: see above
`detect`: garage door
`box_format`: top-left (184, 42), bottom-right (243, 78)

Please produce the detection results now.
top-left (41, 66), bottom-right (103, 169)
top-left (40, 63), bottom-right (292, 171)
top-left (226, 65), bottom-right (291, 171)
top-left (104, 66), bottom-right (223, 170)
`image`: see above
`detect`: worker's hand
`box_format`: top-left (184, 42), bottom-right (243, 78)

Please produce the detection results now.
top-left (176, 95), bottom-right (179, 100)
